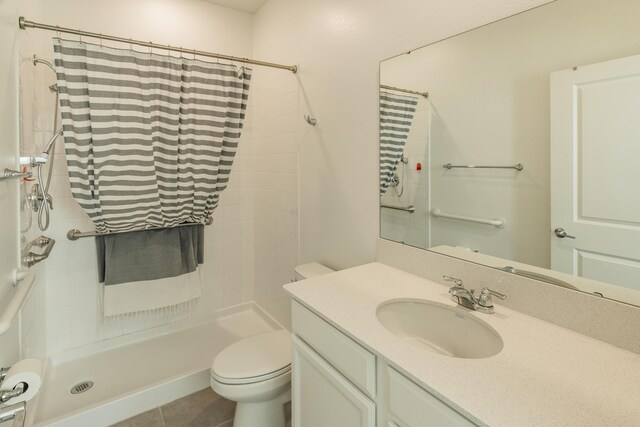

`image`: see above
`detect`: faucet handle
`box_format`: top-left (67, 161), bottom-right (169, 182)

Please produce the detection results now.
top-left (478, 287), bottom-right (506, 307)
top-left (443, 275), bottom-right (464, 287)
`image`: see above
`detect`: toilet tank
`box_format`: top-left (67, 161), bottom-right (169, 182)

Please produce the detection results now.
top-left (294, 262), bottom-right (334, 281)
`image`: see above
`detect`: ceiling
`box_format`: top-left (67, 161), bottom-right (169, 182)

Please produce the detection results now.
top-left (201, 0), bottom-right (269, 14)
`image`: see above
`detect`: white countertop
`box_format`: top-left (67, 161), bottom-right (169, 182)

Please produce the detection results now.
top-left (283, 262), bottom-right (640, 427)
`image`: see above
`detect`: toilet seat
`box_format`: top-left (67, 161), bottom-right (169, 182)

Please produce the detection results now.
top-left (211, 329), bottom-right (291, 385)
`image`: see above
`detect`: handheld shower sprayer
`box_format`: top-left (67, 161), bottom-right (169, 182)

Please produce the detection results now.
top-left (27, 55), bottom-right (62, 232)
top-left (32, 129), bottom-right (63, 230)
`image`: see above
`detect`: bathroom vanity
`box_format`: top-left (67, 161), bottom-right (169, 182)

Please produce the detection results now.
top-left (284, 263), bottom-right (640, 426)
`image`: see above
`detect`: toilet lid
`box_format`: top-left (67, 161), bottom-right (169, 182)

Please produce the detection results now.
top-left (211, 330), bottom-right (291, 383)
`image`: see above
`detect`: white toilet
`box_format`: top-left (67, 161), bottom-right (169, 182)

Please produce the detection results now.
top-left (210, 262), bottom-right (335, 427)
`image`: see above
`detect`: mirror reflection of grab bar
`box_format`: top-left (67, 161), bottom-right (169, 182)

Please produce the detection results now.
top-left (501, 266), bottom-right (578, 290)
top-left (431, 209), bottom-right (505, 228)
top-left (443, 163), bottom-right (524, 171)
top-left (381, 204), bottom-right (415, 214)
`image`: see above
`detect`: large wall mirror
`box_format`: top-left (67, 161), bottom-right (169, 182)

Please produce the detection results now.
top-left (379, 0), bottom-right (640, 307)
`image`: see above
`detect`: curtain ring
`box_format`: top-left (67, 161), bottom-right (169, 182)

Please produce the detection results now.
top-left (149, 42), bottom-right (153, 58)
top-left (193, 48), bottom-right (196, 60)
top-left (167, 44), bottom-right (171, 59)
top-left (129, 38), bottom-right (133, 54)
top-left (78, 31), bottom-right (83, 45)
top-left (55, 26), bottom-right (61, 39)
top-left (179, 47), bottom-right (183, 59)
top-left (99, 33), bottom-right (103, 49)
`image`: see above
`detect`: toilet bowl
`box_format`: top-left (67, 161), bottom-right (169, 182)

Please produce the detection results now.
top-left (210, 262), bottom-right (334, 427)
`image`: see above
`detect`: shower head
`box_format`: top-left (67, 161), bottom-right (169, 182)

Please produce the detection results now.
top-left (34, 56), bottom-right (58, 93)
top-left (33, 55), bottom-right (55, 74)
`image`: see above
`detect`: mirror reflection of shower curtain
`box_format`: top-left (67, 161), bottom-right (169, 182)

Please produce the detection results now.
top-left (379, 91), bottom-right (418, 195)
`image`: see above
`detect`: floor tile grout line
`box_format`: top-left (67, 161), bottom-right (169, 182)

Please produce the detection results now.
top-left (214, 417), bottom-right (234, 427)
top-left (158, 406), bottom-right (166, 427)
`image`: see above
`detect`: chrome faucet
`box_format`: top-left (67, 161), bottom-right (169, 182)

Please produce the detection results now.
top-left (443, 276), bottom-right (506, 314)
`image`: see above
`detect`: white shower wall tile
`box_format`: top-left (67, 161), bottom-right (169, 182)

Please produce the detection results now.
top-left (21, 120), bottom-right (256, 356)
top-left (250, 68), bottom-right (300, 330)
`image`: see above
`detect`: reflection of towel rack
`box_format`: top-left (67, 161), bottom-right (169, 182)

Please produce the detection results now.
top-left (431, 209), bottom-right (505, 228)
top-left (381, 204), bottom-right (415, 214)
top-left (443, 163), bottom-right (523, 171)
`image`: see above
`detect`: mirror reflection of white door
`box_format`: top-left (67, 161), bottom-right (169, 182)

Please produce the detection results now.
top-left (550, 54), bottom-right (640, 293)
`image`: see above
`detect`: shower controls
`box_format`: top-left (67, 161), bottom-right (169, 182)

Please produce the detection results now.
top-left (21, 236), bottom-right (56, 268)
top-left (27, 184), bottom-right (52, 212)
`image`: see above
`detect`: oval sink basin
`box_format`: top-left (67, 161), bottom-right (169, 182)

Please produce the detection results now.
top-left (376, 299), bottom-right (503, 359)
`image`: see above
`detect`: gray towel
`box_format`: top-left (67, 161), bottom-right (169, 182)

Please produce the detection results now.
top-left (96, 225), bottom-right (204, 285)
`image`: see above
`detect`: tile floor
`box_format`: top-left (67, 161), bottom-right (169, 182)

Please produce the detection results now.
top-left (112, 387), bottom-right (292, 427)
top-left (111, 388), bottom-right (235, 427)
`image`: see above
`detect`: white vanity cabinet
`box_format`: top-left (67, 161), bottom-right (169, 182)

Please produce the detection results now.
top-left (291, 300), bottom-right (477, 427)
top-left (292, 336), bottom-right (376, 427)
top-left (291, 300), bottom-right (376, 427)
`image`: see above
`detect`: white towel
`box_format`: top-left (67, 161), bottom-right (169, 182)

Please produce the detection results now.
top-left (102, 268), bottom-right (202, 318)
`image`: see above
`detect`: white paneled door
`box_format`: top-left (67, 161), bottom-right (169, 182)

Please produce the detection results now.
top-left (550, 54), bottom-right (640, 294)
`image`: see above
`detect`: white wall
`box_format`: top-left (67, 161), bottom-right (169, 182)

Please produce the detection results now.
top-left (253, 0), bottom-right (551, 273)
top-left (251, 1), bottom-right (301, 328)
top-left (19, 0), bottom-right (257, 354)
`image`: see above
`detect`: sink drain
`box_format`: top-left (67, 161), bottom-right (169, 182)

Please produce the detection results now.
top-left (70, 381), bottom-right (94, 394)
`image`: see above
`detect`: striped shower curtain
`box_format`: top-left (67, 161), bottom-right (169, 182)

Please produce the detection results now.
top-left (379, 91), bottom-right (418, 195)
top-left (54, 38), bottom-right (251, 233)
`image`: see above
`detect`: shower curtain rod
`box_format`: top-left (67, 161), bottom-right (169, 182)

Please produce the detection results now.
top-left (18, 17), bottom-right (298, 73)
top-left (380, 84), bottom-right (429, 98)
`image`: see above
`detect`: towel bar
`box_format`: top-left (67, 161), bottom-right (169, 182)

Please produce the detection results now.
top-left (67, 217), bottom-right (214, 241)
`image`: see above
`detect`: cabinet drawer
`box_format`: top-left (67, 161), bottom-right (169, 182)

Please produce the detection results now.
top-left (292, 300), bottom-right (376, 398)
top-left (388, 367), bottom-right (476, 427)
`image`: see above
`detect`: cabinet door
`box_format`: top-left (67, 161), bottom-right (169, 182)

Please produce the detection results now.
top-left (388, 367), bottom-right (476, 427)
top-left (292, 336), bottom-right (376, 427)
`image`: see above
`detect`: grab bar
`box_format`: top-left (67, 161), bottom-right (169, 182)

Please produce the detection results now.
top-left (1, 169), bottom-right (32, 182)
top-left (67, 216), bottom-right (214, 240)
top-left (0, 401), bottom-right (26, 427)
top-left (431, 209), bottom-right (506, 228)
top-left (443, 163), bottom-right (523, 171)
top-left (0, 273), bottom-right (36, 336)
top-left (381, 204), bottom-right (415, 213)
